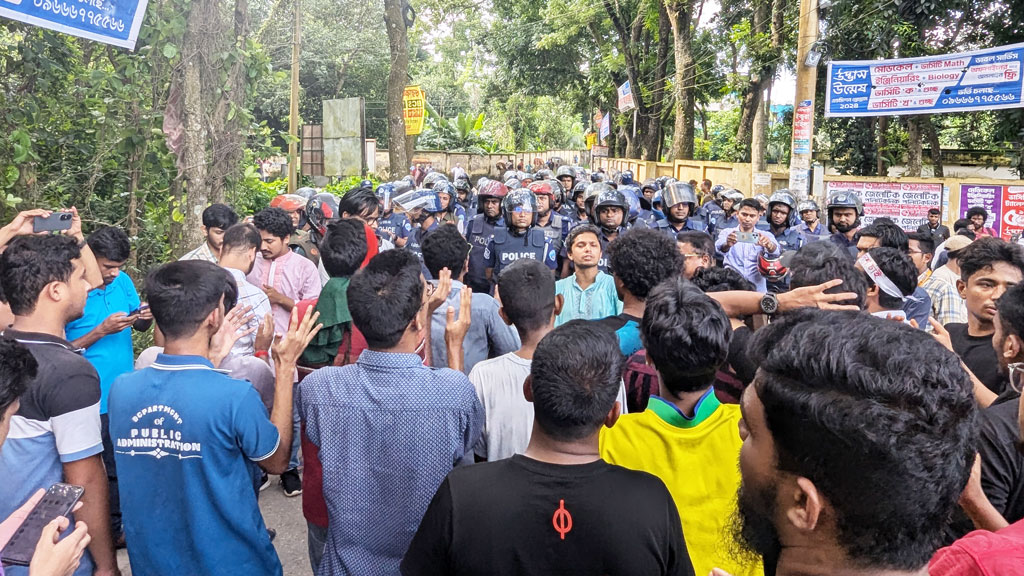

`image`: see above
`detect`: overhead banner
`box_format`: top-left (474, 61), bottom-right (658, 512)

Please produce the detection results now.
top-left (599, 111), bottom-right (610, 141)
top-left (825, 43), bottom-right (1024, 117)
top-left (826, 181), bottom-right (942, 230)
top-left (959, 183), bottom-right (1024, 239)
top-left (0, 0), bottom-right (149, 49)
top-left (403, 86), bottom-right (425, 136)
top-left (617, 81), bottom-right (636, 113)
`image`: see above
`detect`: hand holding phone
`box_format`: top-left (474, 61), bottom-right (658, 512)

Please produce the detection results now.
top-left (32, 212), bottom-right (74, 234)
top-left (735, 231), bottom-right (757, 244)
top-left (1, 483), bottom-right (84, 566)
top-left (128, 304), bottom-right (150, 317)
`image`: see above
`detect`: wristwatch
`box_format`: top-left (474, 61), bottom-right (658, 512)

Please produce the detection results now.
top-left (759, 292), bottom-right (779, 316)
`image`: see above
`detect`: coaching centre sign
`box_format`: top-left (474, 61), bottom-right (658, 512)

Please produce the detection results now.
top-left (826, 43), bottom-right (1024, 117)
top-left (403, 86), bottom-right (425, 136)
top-left (0, 0), bottom-right (149, 49)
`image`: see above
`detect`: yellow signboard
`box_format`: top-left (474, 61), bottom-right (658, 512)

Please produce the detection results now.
top-left (403, 86), bottom-right (426, 135)
top-left (585, 132), bottom-right (597, 151)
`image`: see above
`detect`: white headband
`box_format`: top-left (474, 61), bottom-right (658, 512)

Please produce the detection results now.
top-left (858, 252), bottom-right (910, 302)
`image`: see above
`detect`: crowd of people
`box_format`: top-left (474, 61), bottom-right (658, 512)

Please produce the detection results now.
top-left (0, 161), bottom-right (1022, 576)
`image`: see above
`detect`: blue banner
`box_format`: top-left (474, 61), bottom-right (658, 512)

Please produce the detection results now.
top-left (825, 43), bottom-right (1024, 117)
top-left (0, 0), bottom-right (149, 50)
top-left (599, 111), bottom-right (610, 140)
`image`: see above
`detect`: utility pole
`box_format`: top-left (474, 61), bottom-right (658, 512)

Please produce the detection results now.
top-left (287, 0), bottom-right (301, 194)
top-left (788, 0), bottom-right (820, 199)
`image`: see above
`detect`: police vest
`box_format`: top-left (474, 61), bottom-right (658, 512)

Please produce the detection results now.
top-left (378, 212), bottom-right (411, 241)
top-left (539, 213), bottom-right (565, 253)
top-left (465, 215), bottom-right (503, 288)
top-left (772, 226), bottom-right (806, 253)
top-left (490, 227), bottom-right (553, 276)
top-left (289, 230), bottom-right (320, 265)
top-left (655, 217), bottom-right (706, 236)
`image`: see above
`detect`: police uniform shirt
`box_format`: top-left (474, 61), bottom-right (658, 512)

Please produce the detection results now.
top-left (378, 212), bottom-right (413, 243)
top-left (485, 227), bottom-right (558, 280)
top-left (466, 214), bottom-right (505, 292)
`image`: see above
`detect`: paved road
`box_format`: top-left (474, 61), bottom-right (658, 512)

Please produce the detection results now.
top-left (116, 473), bottom-right (313, 576)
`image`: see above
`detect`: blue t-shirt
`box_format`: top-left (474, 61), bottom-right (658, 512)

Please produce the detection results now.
top-left (65, 272), bottom-right (140, 414)
top-left (108, 354), bottom-right (282, 576)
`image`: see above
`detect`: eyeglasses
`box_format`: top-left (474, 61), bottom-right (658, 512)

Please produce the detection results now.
top-left (1009, 362), bottom-right (1024, 394)
top-left (680, 252), bottom-right (702, 260)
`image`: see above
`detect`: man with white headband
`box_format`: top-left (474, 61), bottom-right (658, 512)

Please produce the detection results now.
top-left (855, 247), bottom-right (918, 324)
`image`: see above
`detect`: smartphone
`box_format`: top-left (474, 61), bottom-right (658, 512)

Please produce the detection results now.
top-left (32, 212), bottom-right (74, 234)
top-left (736, 231), bottom-right (757, 244)
top-left (128, 304), bottom-right (149, 316)
top-left (1, 483), bottom-right (84, 566)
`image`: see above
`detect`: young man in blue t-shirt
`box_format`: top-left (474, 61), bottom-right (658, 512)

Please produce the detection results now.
top-left (65, 226), bottom-right (153, 545)
top-left (108, 260), bottom-right (321, 576)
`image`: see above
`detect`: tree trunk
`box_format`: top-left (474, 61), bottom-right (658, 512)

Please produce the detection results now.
top-left (602, 0), bottom-right (662, 161)
top-left (177, 0), bottom-right (211, 252)
top-left (906, 115), bottom-right (923, 177)
top-left (923, 115), bottom-right (943, 178)
top-left (666, 0), bottom-right (694, 161)
top-left (751, 82), bottom-right (770, 171)
top-left (384, 0), bottom-right (410, 177)
top-left (877, 116), bottom-right (888, 176)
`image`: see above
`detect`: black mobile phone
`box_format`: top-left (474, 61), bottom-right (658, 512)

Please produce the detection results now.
top-left (1, 483), bottom-right (84, 566)
top-left (32, 212), bottom-right (74, 233)
top-left (128, 304), bottom-right (149, 316)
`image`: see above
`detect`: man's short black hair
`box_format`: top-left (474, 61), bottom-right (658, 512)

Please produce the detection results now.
top-left (997, 282), bottom-right (1024, 340)
top-left (321, 218), bottom-right (368, 279)
top-left (145, 260), bottom-right (236, 340)
top-left (498, 259), bottom-right (556, 334)
top-left (86, 226), bottom-right (131, 262)
top-left (953, 219), bottom-right (974, 236)
top-left (958, 237), bottom-right (1024, 283)
top-left (202, 203), bottom-right (239, 230)
top-left (607, 228), bottom-right (680, 300)
top-left (642, 277), bottom-right (731, 394)
top-left (865, 247), bottom-right (917, 310)
top-left (966, 206), bottom-right (989, 221)
top-left (676, 230), bottom-right (715, 257)
top-left (737, 198), bottom-right (762, 212)
top-left (530, 320), bottom-right (624, 441)
top-left (221, 223), bottom-right (262, 254)
top-left (565, 224), bottom-right (601, 252)
top-left (0, 235), bottom-right (81, 316)
top-left (339, 189), bottom-right (381, 219)
top-left (253, 207), bottom-right (295, 239)
top-left (0, 338), bottom-right (37, 418)
top-left (906, 232), bottom-right (935, 255)
top-left (421, 224), bottom-right (470, 279)
top-left (348, 249), bottom-right (424, 349)
top-left (927, 208), bottom-right (941, 216)
top-left (788, 241), bottom-right (868, 310)
top-left (857, 222), bottom-right (909, 252)
top-left (691, 266), bottom-right (754, 293)
top-left (748, 308), bottom-right (976, 569)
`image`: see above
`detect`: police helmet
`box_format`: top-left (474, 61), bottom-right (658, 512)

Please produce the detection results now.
top-left (393, 179), bottom-right (414, 196)
top-left (295, 187), bottom-right (318, 202)
top-left (528, 180), bottom-right (557, 200)
top-left (663, 182), bottom-right (698, 210)
top-left (421, 172), bottom-right (448, 188)
top-left (641, 179), bottom-right (658, 193)
top-left (620, 170), bottom-right (635, 186)
top-left (453, 177), bottom-right (472, 193)
top-left (359, 179), bottom-right (373, 190)
top-left (502, 189), bottom-right (538, 226)
top-left (827, 191), bottom-right (864, 216)
top-left (797, 199), bottom-right (820, 214)
top-left (768, 190), bottom-right (797, 213)
top-left (478, 180), bottom-right (509, 201)
top-left (571, 181), bottom-right (588, 202)
top-left (504, 177), bottom-right (522, 190)
top-left (754, 193), bottom-right (770, 207)
top-left (594, 188), bottom-right (628, 213)
top-left (556, 165), bottom-right (576, 181)
top-left (433, 180), bottom-right (456, 199)
top-left (535, 169), bottom-right (554, 180)
top-left (270, 193), bottom-right (306, 213)
top-left (375, 183), bottom-right (396, 212)
top-left (619, 187), bottom-right (642, 220)
top-left (711, 184), bottom-right (727, 198)
top-left (502, 170), bottom-right (517, 182)
top-left (654, 176), bottom-right (670, 189)
top-left (723, 190), bottom-right (745, 204)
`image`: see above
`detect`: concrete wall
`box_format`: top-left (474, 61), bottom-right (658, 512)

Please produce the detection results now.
top-left (374, 149), bottom-right (588, 179)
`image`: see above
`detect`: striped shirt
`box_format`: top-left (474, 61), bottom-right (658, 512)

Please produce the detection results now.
top-left (225, 267), bottom-right (272, 356)
top-left (180, 241), bottom-right (218, 263)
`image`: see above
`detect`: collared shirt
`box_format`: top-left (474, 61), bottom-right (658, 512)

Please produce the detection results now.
top-left (179, 241), bottom-right (218, 262)
top-left (247, 250), bottom-right (322, 333)
top-left (429, 279), bottom-right (520, 374)
top-left (715, 227), bottom-right (780, 292)
top-left (931, 264), bottom-right (961, 290)
top-left (0, 329), bottom-right (102, 576)
top-left (797, 220), bottom-right (828, 237)
top-left (298, 350), bottom-right (484, 576)
top-left (65, 271), bottom-right (140, 414)
top-left (919, 270), bottom-right (967, 326)
top-left (555, 271), bottom-right (622, 326)
top-left (829, 231), bottom-right (859, 259)
top-left (225, 267), bottom-right (272, 356)
top-left (109, 354), bottom-right (281, 576)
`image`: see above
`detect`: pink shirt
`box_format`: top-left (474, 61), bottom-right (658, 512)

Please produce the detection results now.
top-left (930, 518), bottom-right (1024, 576)
top-left (246, 250), bottom-right (322, 333)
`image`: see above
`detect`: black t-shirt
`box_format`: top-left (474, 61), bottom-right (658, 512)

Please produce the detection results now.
top-left (945, 323), bottom-right (1006, 394)
top-left (979, 394), bottom-right (1024, 525)
top-left (401, 455), bottom-right (694, 576)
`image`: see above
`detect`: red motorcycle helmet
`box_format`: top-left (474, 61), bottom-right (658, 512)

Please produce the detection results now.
top-left (758, 252), bottom-right (789, 280)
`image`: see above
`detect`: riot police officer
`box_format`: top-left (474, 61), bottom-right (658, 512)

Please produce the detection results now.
top-left (765, 190), bottom-right (806, 293)
top-left (796, 199), bottom-right (828, 238)
top-left (376, 183), bottom-right (412, 248)
top-left (465, 180), bottom-right (508, 293)
top-left (528, 180), bottom-right (566, 261)
top-left (394, 188), bottom-right (443, 278)
top-left (568, 181), bottom-right (589, 226)
top-left (484, 189), bottom-right (557, 288)
top-left (555, 165), bottom-right (576, 198)
top-left (591, 185), bottom-right (630, 244)
top-left (710, 189), bottom-right (744, 236)
top-left (655, 182), bottom-right (707, 236)
top-left (620, 186), bottom-right (657, 230)
top-left (827, 191), bottom-right (864, 259)
top-left (434, 180), bottom-right (468, 234)
top-left (299, 193), bottom-right (340, 265)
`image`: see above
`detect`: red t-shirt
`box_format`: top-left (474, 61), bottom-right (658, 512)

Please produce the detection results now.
top-left (929, 518), bottom-right (1024, 576)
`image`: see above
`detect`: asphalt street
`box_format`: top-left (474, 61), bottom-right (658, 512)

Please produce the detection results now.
top-left (115, 473), bottom-right (313, 576)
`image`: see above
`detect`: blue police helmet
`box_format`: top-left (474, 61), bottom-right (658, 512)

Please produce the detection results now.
top-left (502, 189), bottom-right (538, 226)
top-left (375, 182), bottom-right (396, 212)
top-left (619, 186), bottom-right (642, 220)
top-left (620, 170), bottom-right (634, 186)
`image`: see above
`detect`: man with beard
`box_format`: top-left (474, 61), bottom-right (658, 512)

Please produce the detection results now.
top-left (728, 308), bottom-right (976, 576)
top-left (827, 192), bottom-right (863, 259)
top-left (655, 182), bottom-right (708, 236)
top-left (592, 187), bottom-right (630, 243)
top-left (930, 281), bottom-right (1024, 574)
top-left (465, 180), bottom-right (507, 293)
top-left (484, 189), bottom-right (557, 289)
